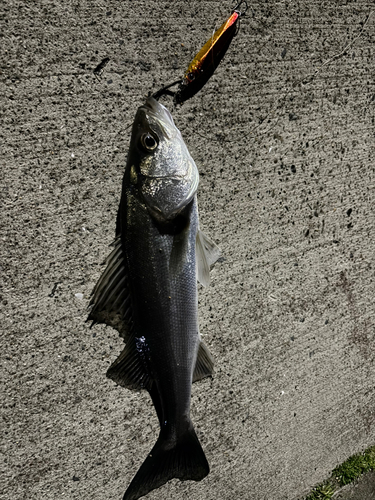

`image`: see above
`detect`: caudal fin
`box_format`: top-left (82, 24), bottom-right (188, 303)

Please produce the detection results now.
top-left (123, 425), bottom-right (209, 500)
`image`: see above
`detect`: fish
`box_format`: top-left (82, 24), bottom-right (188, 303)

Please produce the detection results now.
top-left (88, 96), bottom-right (221, 500)
top-left (174, 1), bottom-right (247, 104)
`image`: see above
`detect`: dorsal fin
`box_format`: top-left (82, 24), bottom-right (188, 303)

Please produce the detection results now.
top-left (87, 236), bottom-right (132, 340)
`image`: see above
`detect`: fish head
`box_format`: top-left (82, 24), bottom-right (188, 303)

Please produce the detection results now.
top-left (126, 97), bottom-right (199, 221)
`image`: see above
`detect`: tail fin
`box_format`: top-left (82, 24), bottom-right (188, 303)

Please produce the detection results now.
top-left (123, 424), bottom-right (209, 500)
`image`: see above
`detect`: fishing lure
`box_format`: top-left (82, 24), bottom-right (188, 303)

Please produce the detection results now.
top-left (153, 1), bottom-right (247, 103)
top-left (175, 1), bottom-right (247, 103)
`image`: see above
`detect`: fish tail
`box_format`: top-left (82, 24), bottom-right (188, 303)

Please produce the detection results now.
top-left (123, 423), bottom-right (209, 500)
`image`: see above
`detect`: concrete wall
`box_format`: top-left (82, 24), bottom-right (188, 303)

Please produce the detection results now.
top-left (2, 1), bottom-right (374, 499)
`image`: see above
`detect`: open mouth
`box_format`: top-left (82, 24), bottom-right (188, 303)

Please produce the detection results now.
top-left (142, 97), bottom-right (175, 127)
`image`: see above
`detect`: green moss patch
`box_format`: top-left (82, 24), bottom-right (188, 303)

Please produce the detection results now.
top-left (304, 446), bottom-right (375, 500)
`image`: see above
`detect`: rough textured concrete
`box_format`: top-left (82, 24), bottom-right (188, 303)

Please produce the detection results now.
top-left (1, 1), bottom-right (374, 499)
top-left (333, 471), bottom-right (375, 499)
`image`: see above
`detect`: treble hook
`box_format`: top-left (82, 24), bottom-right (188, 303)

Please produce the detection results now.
top-left (233, 1), bottom-right (248, 15)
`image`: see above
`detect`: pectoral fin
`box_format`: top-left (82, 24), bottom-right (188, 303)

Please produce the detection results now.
top-left (196, 230), bottom-right (221, 287)
top-left (169, 221), bottom-right (190, 277)
top-left (193, 341), bottom-right (214, 382)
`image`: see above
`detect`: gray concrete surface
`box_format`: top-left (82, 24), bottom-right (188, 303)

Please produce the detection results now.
top-left (333, 471), bottom-right (375, 500)
top-left (1, 1), bottom-right (374, 499)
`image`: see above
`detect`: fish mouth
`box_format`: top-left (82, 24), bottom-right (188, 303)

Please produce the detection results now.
top-left (140, 97), bottom-right (176, 139)
top-left (142, 97), bottom-right (173, 119)
top-left (142, 97), bottom-right (163, 113)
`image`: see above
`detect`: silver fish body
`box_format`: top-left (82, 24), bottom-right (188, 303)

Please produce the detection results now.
top-left (88, 97), bottom-right (220, 500)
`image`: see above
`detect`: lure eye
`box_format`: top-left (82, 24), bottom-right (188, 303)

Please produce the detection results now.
top-left (187, 72), bottom-right (196, 83)
top-left (141, 133), bottom-right (158, 152)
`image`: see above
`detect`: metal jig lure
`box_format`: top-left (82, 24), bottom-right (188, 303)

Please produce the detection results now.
top-left (152, 1), bottom-right (247, 103)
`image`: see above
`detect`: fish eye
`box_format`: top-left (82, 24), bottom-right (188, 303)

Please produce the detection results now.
top-left (141, 133), bottom-right (158, 152)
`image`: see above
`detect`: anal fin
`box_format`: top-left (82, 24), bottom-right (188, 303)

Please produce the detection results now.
top-left (106, 334), bottom-right (153, 391)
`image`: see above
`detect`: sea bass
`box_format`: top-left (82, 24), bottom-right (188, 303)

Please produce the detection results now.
top-left (88, 97), bottom-right (220, 500)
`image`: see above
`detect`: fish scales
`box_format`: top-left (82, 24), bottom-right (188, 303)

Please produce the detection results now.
top-left (124, 193), bottom-right (199, 432)
top-left (88, 97), bottom-right (220, 500)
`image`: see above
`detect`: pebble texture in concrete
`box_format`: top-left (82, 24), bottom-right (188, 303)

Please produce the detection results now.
top-left (1, 1), bottom-right (374, 499)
